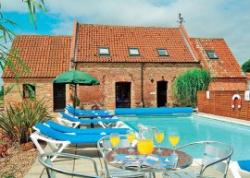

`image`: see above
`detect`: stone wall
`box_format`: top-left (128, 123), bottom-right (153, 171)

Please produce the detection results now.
top-left (76, 62), bottom-right (200, 109)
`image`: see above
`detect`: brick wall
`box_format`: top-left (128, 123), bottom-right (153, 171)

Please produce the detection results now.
top-left (3, 80), bottom-right (71, 112)
top-left (76, 62), bottom-right (200, 109)
top-left (197, 91), bottom-right (250, 121)
top-left (209, 78), bottom-right (247, 91)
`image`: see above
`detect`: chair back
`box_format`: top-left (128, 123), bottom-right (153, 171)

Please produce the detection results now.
top-left (201, 141), bottom-right (233, 177)
top-left (177, 141), bottom-right (233, 178)
top-left (39, 152), bottom-right (100, 178)
top-left (97, 135), bottom-right (134, 177)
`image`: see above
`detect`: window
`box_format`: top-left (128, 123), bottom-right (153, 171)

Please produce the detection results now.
top-left (23, 84), bottom-right (36, 99)
top-left (129, 48), bottom-right (140, 56)
top-left (98, 47), bottom-right (110, 56)
top-left (157, 49), bottom-right (169, 56)
top-left (206, 50), bottom-right (218, 59)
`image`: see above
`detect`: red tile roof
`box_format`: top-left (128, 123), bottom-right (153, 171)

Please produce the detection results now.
top-left (3, 23), bottom-right (245, 80)
top-left (74, 24), bottom-right (197, 63)
top-left (190, 38), bottom-right (244, 78)
top-left (3, 35), bottom-right (71, 78)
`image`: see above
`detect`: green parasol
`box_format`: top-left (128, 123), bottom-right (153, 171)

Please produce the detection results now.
top-left (53, 70), bottom-right (100, 108)
top-left (53, 70), bottom-right (99, 85)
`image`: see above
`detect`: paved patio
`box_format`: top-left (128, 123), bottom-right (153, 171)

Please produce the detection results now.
top-left (25, 144), bottom-right (250, 178)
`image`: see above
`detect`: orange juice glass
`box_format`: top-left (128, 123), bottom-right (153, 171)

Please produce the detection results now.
top-left (127, 132), bottom-right (136, 144)
top-left (110, 134), bottom-right (120, 148)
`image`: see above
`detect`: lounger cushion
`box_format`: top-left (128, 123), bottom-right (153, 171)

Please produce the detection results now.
top-left (66, 106), bottom-right (113, 118)
top-left (61, 112), bottom-right (119, 124)
top-left (238, 160), bottom-right (250, 172)
top-left (46, 120), bottom-right (129, 135)
top-left (35, 123), bottom-right (102, 144)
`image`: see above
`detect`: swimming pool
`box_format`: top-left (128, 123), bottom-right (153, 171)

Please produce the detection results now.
top-left (120, 114), bottom-right (250, 160)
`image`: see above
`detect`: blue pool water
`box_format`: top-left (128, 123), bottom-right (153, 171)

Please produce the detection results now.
top-left (120, 114), bottom-right (250, 160)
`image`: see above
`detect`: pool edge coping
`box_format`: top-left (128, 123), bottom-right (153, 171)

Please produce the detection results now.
top-left (195, 112), bottom-right (250, 127)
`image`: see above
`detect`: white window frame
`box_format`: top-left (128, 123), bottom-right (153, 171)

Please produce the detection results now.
top-left (206, 50), bottom-right (218, 59)
top-left (157, 48), bottom-right (169, 56)
top-left (129, 48), bottom-right (140, 56)
top-left (98, 47), bottom-right (110, 56)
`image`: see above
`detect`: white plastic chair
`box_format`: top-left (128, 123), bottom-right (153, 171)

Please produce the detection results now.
top-left (164, 141), bottom-right (233, 178)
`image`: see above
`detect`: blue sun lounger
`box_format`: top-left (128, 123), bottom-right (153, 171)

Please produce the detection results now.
top-left (59, 112), bottom-right (119, 127)
top-left (35, 123), bottom-right (103, 144)
top-left (65, 105), bottom-right (114, 118)
top-left (238, 160), bottom-right (250, 172)
top-left (46, 120), bottom-right (129, 135)
top-left (230, 160), bottom-right (250, 178)
top-left (31, 123), bottom-right (104, 161)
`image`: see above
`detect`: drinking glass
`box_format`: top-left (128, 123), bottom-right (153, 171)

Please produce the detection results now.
top-left (168, 134), bottom-right (180, 155)
top-left (109, 134), bottom-right (120, 156)
top-left (127, 131), bottom-right (136, 154)
top-left (154, 130), bottom-right (165, 154)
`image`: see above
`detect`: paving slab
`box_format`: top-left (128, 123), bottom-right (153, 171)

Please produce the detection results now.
top-left (25, 144), bottom-right (250, 178)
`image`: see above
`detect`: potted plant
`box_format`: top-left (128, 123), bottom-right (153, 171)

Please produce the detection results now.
top-left (0, 99), bottom-right (51, 151)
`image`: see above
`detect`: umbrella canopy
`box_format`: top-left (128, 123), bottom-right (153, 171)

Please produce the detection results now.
top-left (53, 70), bottom-right (100, 85)
top-left (53, 70), bottom-right (100, 111)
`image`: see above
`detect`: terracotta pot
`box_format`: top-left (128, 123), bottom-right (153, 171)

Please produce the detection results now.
top-left (21, 142), bottom-right (34, 151)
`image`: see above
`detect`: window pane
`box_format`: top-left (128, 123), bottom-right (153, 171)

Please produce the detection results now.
top-left (206, 50), bottom-right (218, 59)
top-left (99, 48), bottom-right (109, 55)
top-left (23, 84), bottom-right (36, 99)
top-left (158, 49), bottom-right (168, 56)
top-left (129, 48), bottom-right (139, 56)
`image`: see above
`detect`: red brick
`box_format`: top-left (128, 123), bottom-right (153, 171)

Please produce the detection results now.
top-left (197, 91), bottom-right (250, 121)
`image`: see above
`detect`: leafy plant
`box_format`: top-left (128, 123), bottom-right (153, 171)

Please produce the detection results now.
top-left (1, 171), bottom-right (16, 178)
top-left (0, 99), bottom-right (51, 144)
top-left (172, 68), bottom-right (211, 107)
top-left (0, 0), bottom-right (46, 96)
top-left (0, 0), bottom-right (46, 67)
top-left (242, 59), bottom-right (250, 73)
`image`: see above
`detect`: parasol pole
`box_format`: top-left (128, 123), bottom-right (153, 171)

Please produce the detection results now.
top-left (74, 84), bottom-right (77, 116)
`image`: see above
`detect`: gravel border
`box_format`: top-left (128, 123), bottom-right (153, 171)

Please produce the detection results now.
top-left (0, 145), bottom-right (38, 178)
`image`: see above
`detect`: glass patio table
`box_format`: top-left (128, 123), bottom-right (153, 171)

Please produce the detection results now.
top-left (104, 147), bottom-right (193, 176)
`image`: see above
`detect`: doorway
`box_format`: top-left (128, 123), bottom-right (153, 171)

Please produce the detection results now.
top-left (53, 84), bottom-right (66, 111)
top-left (157, 81), bottom-right (167, 107)
top-left (115, 82), bottom-right (131, 108)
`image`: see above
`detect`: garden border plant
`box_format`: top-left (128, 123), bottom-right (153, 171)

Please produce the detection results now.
top-left (172, 68), bottom-right (211, 107)
top-left (0, 99), bottom-right (51, 146)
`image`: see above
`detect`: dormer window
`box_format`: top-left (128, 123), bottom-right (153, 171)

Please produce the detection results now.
top-left (129, 48), bottom-right (140, 56)
top-left (98, 47), bottom-right (110, 56)
top-left (157, 49), bottom-right (169, 56)
top-left (206, 50), bottom-right (218, 59)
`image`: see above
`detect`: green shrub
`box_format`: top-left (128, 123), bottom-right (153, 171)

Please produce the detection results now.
top-left (0, 99), bottom-right (51, 144)
top-left (242, 59), bottom-right (250, 73)
top-left (172, 68), bottom-right (211, 107)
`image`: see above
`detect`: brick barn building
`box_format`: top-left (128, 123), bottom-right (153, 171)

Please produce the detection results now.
top-left (3, 22), bottom-right (247, 110)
